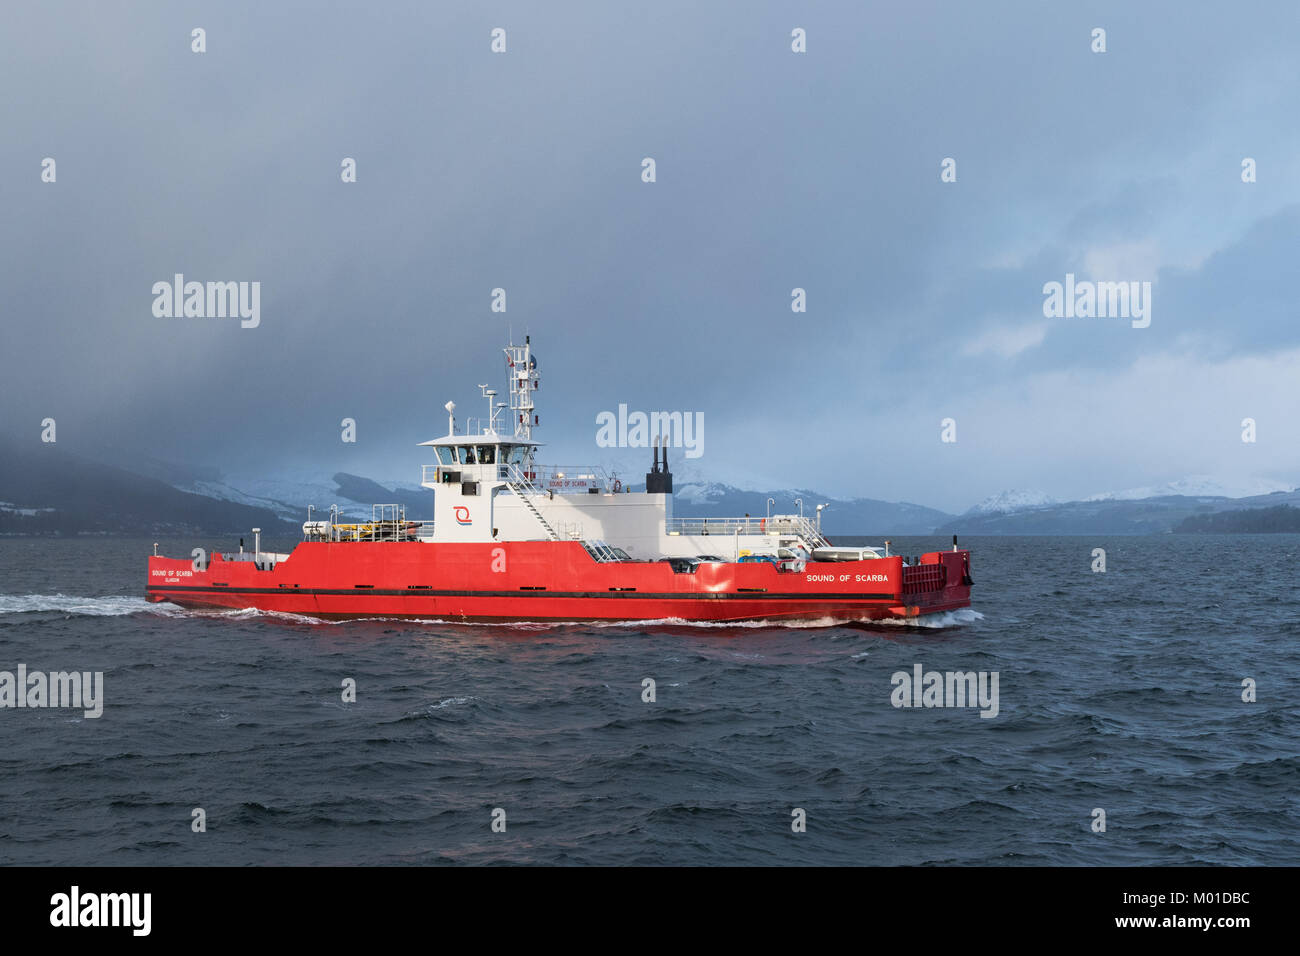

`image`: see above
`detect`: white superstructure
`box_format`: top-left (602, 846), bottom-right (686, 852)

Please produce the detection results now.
top-left (414, 336), bottom-right (832, 560)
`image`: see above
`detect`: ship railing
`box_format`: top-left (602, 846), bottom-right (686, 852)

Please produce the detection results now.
top-left (373, 503), bottom-right (403, 524)
top-left (462, 416), bottom-right (512, 438)
top-left (328, 520), bottom-right (426, 542)
top-left (526, 464), bottom-right (614, 494)
top-left (421, 461), bottom-right (619, 495)
top-left (504, 463), bottom-right (546, 498)
top-left (667, 517), bottom-right (767, 536)
top-left (788, 515), bottom-right (831, 550)
top-left (553, 520), bottom-right (584, 540)
top-left (666, 515), bottom-right (831, 549)
top-left (304, 504), bottom-right (429, 543)
top-left (423, 461), bottom-right (529, 484)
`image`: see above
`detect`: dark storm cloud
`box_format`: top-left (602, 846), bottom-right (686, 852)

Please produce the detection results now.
top-left (2, 1), bottom-right (1297, 507)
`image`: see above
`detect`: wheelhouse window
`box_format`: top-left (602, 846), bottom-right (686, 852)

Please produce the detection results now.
top-left (507, 445), bottom-right (527, 464)
top-left (476, 445), bottom-right (496, 464)
top-left (458, 446), bottom-right (476, 464)
top-left (435, 447), bottom-right (455, 466)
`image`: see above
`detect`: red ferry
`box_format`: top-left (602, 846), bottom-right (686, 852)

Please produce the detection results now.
top-left (146, 337), bottom-right (973, 624)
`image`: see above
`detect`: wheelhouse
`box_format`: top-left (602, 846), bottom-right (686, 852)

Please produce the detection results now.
top-left (427, 442), bottom-right (532, 467)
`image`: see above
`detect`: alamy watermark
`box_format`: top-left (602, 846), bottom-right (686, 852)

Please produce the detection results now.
top-left (1042, 273), bottom-right (1150, 329)
top-left (0, 665), bottom-right (103, 718)
top-left (890, 663), bottom-right (999, 718)
top-left (50, 887), bottom-right (150, 936)
top-left (595, 404), bottom-right (704, 459)
top-left (152, 274), bottom-right (260, 328)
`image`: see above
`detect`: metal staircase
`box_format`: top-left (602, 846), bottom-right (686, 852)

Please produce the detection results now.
top-left (505, 465), bottom-right (560, 541)
top-left (792, 516), bottom-right (831, 550)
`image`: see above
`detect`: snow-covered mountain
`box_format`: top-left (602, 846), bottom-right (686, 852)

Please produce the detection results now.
top-left (965, 490), bottom-right (1059, 516)
top-left (941, 475), bottom-right (1300, 534)
top-left (673, 482), bottom-right (830, 511)
top-left (672, 481), bottom-right (732, 507)
top-left (961, 477), bottom-right (1296, 517)
top-left (174, 471), bottom-right (435, 522)
top-left (0, 434), bottom-right (301, 536)
top-left (177, 476), bottom-right (374, 521)
top-left (1085, 475), bottom-right (1296, 502)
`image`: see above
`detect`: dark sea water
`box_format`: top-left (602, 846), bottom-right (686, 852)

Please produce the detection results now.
top-left (0, 534), bottom-right (1296, 866)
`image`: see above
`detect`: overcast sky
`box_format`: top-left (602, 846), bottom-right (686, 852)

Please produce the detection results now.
top-left (3, 1), bottom-right (1298, 513)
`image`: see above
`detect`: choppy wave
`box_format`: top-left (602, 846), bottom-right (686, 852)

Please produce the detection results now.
top-left (0, 594), bottom-right (335, 626)
top-left (285, 611), bottom-right (983, 631)
top-left (0, 593), bottom-right (982, 632)
top-left (189, 606), bottom-right (329, 625)
top-left (0, 593), bottom-right (177, 617)
top-left (4, 533), bottom-right (1300, 866)
top-left (0, 590), bottom-right (977, 634)
top-left (877, 608), bottom-right (984, 629)
top-left (430, 695), bottom-right (477, 710)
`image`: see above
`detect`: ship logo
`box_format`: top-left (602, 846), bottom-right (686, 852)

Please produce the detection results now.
top-left (454, 506), bottom-right (471, 525)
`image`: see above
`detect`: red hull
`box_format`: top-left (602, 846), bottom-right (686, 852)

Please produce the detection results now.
top-left (146, 541), bottom-right (971, 625)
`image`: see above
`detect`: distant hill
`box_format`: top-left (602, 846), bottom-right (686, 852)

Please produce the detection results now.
top-left (186, 472), bottom-right (948, 535)
top-left (6, 432), bottom-right (1298, 538)
top-left (0, 434), bottom-right (297, 536)
top-left (936, 488), bottom-right (1300, 535)
top-left (936, 495), bottom-right (1232, 534)
top-left (330, 473), bottom-right (435, 516)
top-left (1174, 504), bottom-right (1300, 533)
top-left (664, 482), bottom-right (953, 535)
top-left (966, 489), bottom-right (1060, 515)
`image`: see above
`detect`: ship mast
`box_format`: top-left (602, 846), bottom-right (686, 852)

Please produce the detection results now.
top-left (503, 335), bottom-right (539, 441)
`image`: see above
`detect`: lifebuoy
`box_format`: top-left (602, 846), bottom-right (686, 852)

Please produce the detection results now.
top-left (760, 518), bottom-right (766, 532)
top-left (613, 479), bottom-right (622, 493)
